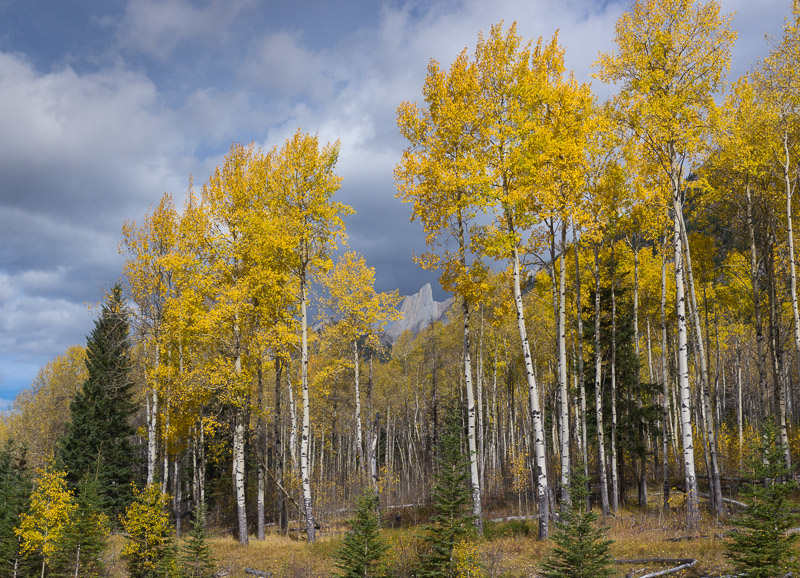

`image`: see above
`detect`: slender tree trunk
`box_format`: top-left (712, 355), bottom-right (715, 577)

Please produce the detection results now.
top-left (661, 245), bottom-right (671, 510)
top-left (257, 360), bottom-right (266, 541)
top-left (766, 241), bottom-right (792, 469)
top-left (671, 181), bottom-right (699, 530)
top-left (746, 183), bottom-right (769, 403)
top-left (477, 309), bottom-right (485, 490)
top-left (557, 224), bottom-right (570, 504)
top-left (736, 341), bottom-right (744, 471)
top-left (289, 372), bottom-right (298, 473)
top-left (457, 212), bottom-right (483, 535)
top-left (274, 357), bottom-right (287, 533)
top-left (353, 340), bottom-right (364, 473)
top-left (574, 227), bottom-right (590, 487)
top-left (174, 457), bottom-right (182, 538)
top-left (678, 209), bottom-right (723, 516)
top-left (610, 245), bottom-right (619, 512)
top-left (511, 240), bottom-right (549, 538)
top-left (594, 246), bottom-right (610, 516)
top-left (632, 243), bottom-right (648, 508)
top-left (147, 386), bottom-right (158, 486)
top-left (300, 276), bottom-right (316, 543)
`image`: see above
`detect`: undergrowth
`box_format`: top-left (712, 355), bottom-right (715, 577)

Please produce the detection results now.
top-left (100, 503), bottom-right (799, 578)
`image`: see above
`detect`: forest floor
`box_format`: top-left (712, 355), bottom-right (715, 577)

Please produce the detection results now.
top-left (104, 503), bottom-right (770, 578)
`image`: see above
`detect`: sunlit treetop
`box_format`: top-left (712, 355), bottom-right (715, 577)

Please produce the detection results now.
top-left (594, 0), bottom-right (736, 175)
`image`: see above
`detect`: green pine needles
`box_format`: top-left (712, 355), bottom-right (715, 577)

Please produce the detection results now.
top-left (180, 504), bottom-right (216, 578)
top-left (726, 423), bottom-right (798, 578)
top-left (417, 409), bottom-right (477, 578)
top-left (57, 283), bottom-right (138, 524)
top-left (540, 467), bottom-right (614, 578)
top-left (334, 491), bottom-right (390, 578)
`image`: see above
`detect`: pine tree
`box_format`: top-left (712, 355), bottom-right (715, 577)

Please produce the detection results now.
top-left (180, 504), bottom-right (216, 578)
top-left (540, 467), bottom-right (614, 578)
top-left (726, 423), bottom-right (799, 578)
top-left (54, 473), bottom-right (110, 578)
top-left (0, 441), bottom-right (38, 578)
top-left (418, 409), bottom-right (476, 578)
top-left (57, 283), bottom-right (138, 524)
top-left (334, 491), bottom-right (390, 578)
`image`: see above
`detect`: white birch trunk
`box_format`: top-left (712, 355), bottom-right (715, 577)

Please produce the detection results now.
top-left (782, 130), bottom-right (797, 470)
top-left (557, 226), bottom-right (570, 504)
top-left (353, 340), bottom-right (364, 472)
top-left (672, 190), bottom-right (699, 530)
top-left (610, 250), bottom-right (619, 512)
top-left (512, 245), bottom-right (549, 538)
top-left (678, 208), bottom-right (723, 515)
top-left (300, 278), bottom-right (316, 543)
top-left (594, 247), bottom-right (611, 516)
top-left (289, 373), bottom-right (298, 473)
top-left (574, 227), bottom-right (589, 484)
top-left (462, 297), bottom-right (483, 532)
top-left (660, 247), bottom-right (671, 509)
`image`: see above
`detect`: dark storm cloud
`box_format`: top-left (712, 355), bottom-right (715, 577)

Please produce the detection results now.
top-left (0, 0), bottom-right (792, 398)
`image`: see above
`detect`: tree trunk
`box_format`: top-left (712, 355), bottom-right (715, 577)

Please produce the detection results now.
top-left (233, 407), bottom-right (248, 545)
top-left (353, 340), bottom-right (364, 473)
top-left (257, 360), bottom-right (266, 541)
top-left (632, 243), bottom-right (648, 508)
top-left (610, 244), bottom-right (619, 512)
top-left (300, 276), bottom-right (316, 543)
top-left (274, 357), bottom-right (287, 533)
top-left (678, 209), bottom-right (723, 516)
top-left (594, 246), bottom-right (611, 517)
top-left (661, 244), bottom-right (671, 510)
top-left (557, 224), bottom-right (570, 504)
top-left (746, 182), bottom-right (769, 405)
top-left (511, 241), bottom-right (549, 538)
top-left (574, 227), bottom-right (590, 487)
top-left (671, 183), bottom-right (699, 530)
top-left (147, 387), bottom-right (158, 486)
top-left (457, 210), bottom-right (483, 535)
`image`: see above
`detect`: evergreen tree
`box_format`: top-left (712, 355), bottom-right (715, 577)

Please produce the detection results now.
top-left (418, 409), bottom-right (476, 578)
top-left (180, 504), bottom-right (216, 578)
top-left (57, 283), bottom-right (138, 523)
top-left (54, 473), bottom-right (110, 578)
top-left (0, 441), bottom-right (38, 578)
top-left (540, 467), bottom-right (614, 578)
top-left (334, 491), bottom-right (390, 578)
top-left (726, 423), bottom-right (799, 578)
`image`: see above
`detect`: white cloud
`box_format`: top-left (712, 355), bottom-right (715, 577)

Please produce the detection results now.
top-left (116, 0), bottom-right (258, 60)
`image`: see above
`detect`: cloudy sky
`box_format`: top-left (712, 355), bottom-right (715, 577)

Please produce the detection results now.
top-left (0, 0), bottom-right (792, 404)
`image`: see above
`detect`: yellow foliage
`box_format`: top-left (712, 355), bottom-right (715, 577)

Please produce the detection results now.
top-left (121, 484), bottom-right (175, 578)
top-left (17, 466), bottom-right (77, 569)
top-left (453, 538), bottom-right (484, 578)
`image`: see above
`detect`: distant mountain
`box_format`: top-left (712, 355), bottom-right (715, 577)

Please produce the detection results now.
top-left (384, 283), bottom-right (454, 344)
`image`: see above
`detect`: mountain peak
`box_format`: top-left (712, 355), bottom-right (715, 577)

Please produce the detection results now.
top-left (384, 284), bottom-right (453, 344)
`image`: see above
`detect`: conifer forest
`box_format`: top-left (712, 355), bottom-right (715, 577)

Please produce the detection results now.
top-left (4, 0), bottom-right (800, 576)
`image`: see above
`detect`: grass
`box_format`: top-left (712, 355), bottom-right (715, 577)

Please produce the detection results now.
top-left (101, 502), bottom-right (797, 578)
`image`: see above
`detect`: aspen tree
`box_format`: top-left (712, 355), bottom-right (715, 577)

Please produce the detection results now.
top-left (396, 49), bottom-right (488, 536)
top-left (321, 252), bottom-right (400, 484)
top-left (596, 0), bottom-right (736, 529)
top-left (754, 24), bottom-right (800, 467)
top-left (189, 142), bottom-right (291, 544)
top-left (472, 23), bottom-right (589, 536)
top-left (121, 194), bottom-right (179, 487)
top-left (268, 130), bottom-right (351, 543)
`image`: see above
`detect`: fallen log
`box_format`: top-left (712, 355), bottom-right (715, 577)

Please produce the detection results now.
top-left (614, 557), bottom-right (697, 578)
top-left (244, 569), bottom-right (273, 578)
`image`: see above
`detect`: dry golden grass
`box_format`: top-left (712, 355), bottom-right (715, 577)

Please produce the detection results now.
top-left (101, 501), bottom-right (800, 578)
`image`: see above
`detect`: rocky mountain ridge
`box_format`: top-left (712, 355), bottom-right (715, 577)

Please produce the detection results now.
top-left (384, 283), bottom-right (453, 344)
